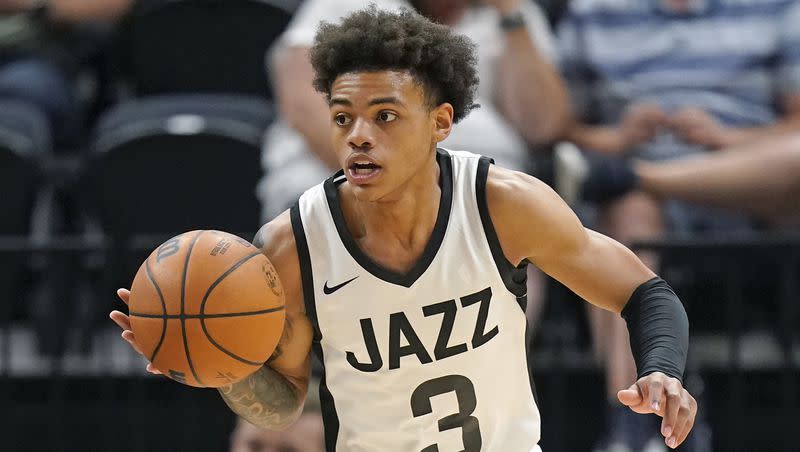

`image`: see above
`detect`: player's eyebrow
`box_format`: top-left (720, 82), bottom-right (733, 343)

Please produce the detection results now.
top-left (368, 96), bottom-right (404, 107)
top-left (328, 97), bottom-right (405, 107)
top-left (329, 97), bottom-right (352, 107)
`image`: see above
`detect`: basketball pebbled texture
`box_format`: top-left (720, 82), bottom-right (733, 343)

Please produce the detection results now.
top-left (128, 230), bottom-right (285, 388)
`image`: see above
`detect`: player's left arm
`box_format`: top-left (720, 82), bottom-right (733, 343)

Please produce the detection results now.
top-left (486, 165), bottom-right (696, 449)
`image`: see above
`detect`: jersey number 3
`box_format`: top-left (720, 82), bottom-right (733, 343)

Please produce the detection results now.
top-left (410, 375), bottom-right (481, 452)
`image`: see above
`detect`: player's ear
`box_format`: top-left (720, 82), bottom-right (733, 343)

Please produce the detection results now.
top-left (432, 103), bottom-right (454, 143)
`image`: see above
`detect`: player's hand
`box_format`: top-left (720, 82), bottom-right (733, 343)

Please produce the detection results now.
top-left (669, 107), bottom-right (732, 149)
top-left (617, 372), bottom-right (697, 449)
top-left (616, 103), bottom-right (669, 151)
top-left (109, 288), bottom-right (162, 375)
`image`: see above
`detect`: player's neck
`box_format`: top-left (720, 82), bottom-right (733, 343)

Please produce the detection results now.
top-left (345, 156), bottom-right (441, 249)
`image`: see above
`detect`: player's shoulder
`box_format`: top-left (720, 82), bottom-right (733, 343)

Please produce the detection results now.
top-left (253, 210), bottom-right (296, 255)
top-left (253, 210), bottom-right (305, 311)
top-left (483, 162), bottom-right (584, 262)
top-left (484, 163), bottom-right (558, 214)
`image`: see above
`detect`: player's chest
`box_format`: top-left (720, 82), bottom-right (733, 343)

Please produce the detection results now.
top-left (353, 235), bottom-right (429, 275)
top-left (316, 281), bottom-right (519, 373)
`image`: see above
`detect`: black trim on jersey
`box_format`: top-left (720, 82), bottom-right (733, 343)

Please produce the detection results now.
top-left (475, 157), bottom-right (527, 301)
top-left (475, 157), bottom-right (538, 404)
top-left (290, 204), bottom-right (340, 451)
top-left (313, 343), bottom-right (339, 452)
top-left (324, 149), bottom-right (454, 288)
top-left (524, 309), bottom-right (540, 406)
top-left (290, 205), bottom-right (319, 341)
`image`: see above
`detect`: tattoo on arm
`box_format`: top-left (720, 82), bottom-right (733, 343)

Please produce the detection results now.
top-left (218, 365), bottom-right (301, 430)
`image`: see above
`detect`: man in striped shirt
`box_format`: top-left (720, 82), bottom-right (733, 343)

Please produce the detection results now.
top-left (556, 0), bottom-right (800, 450)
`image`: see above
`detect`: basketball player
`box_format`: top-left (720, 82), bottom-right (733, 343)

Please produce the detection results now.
top-left (110, 7), bottom-right (696, 451)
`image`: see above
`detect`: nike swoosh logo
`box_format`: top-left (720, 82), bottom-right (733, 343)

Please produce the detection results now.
top-left (323, 276), bottom-right (359, 295)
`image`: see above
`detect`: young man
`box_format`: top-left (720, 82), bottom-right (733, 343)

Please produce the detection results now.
top-left (111, 7), bottom-right (696, 451)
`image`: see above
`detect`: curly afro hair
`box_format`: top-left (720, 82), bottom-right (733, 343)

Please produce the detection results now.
top-left (309, 5), bottom-right (479, 123)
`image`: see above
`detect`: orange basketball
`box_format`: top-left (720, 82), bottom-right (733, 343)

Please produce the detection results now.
top-left (128, 230), bottom-right (285, 388)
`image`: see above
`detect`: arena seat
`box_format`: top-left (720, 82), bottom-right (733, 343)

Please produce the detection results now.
top-left (0, 100), bottom-right (50, 325)
top-left (118, 0), bottom-right (294, 100)
top-left (81, 94), bottom-right (274, 329)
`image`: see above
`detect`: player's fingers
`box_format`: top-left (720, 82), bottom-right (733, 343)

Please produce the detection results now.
top-left (672, 393), bottom-right (697, 447)
top-left (120, 330), bottom-right (145, 356)
top-left (145, 363), bottom-right (162, 375)
top-left (617, 383), bottom-right (642, 407)
top-left (673, 409), bottom-right (695, 448)
top-left (117, 288), bottom-right (130, 305)
top-left (109, 310), bottom-right (131, 331)
top-left (667, 412), bottom-right (690, 448)
top-left (647, 378), bottom-right (665, 413)
top-left (660, 383), bottom-right (682, 441)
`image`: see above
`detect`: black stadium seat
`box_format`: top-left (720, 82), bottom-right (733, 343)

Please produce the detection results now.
top-left (0, 100), bottom-right (49, 323)
top-left (119, 0), bottom-right (294, 100)
top-left (88, 94), bottom-right (273, 235)
top-left (83, 94), bottom-right (275, 300)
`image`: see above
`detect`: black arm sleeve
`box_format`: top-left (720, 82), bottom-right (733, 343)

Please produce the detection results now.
top-left (621, 277), bottom-right (689, 382)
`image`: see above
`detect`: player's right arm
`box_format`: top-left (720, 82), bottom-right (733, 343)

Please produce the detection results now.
top-left (217, 210), bottom-right (314, 430)
top-left (110, 211), bottom-right (314, 431)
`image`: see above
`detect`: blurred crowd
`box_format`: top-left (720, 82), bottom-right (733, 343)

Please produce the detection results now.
top-left (1, 0), bottom-right (799, 451)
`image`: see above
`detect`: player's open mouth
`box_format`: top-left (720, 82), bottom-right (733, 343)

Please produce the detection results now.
top-left (350, 162), bottom-right (380, 175)
top-left (347, 158), bottom-right (383, 183)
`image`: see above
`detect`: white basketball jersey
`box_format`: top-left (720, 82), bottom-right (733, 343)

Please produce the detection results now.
top-left (291, 149), bottom-right (542, 452)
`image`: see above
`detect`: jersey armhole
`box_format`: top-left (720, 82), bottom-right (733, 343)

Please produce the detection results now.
top-left (290, 202), bottom-right (341, 451)
top-left (289, 203), bottom-right (320, 341)
top-left (476, 157), bottom-right (540, 404)
top-left (475, 157), bottom-right (528, 304)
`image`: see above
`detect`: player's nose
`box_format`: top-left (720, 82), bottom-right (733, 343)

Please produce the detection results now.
top-left (347, 118), bottom-right (375, 150)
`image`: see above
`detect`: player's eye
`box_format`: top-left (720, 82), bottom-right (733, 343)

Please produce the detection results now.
top-left (334, 113), bottom-right (352, 126)
top-left (377, 111), bottom-right (397, 122)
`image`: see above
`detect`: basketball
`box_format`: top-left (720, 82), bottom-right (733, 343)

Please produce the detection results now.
top-left (128, 230), bottom-right (285, 388)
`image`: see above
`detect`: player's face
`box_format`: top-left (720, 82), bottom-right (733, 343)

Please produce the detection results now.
top-left (328, 70), bottom-right (453, 202)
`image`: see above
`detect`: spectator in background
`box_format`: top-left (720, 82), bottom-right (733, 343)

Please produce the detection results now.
top-left (0, 0), bottom-right (132, 146)
top-left (556, 0), bottom-right (800, 450)
top-left (230, 379), bottom-right (324, 452)
top-left (257, 0), bottom-right (570, 222)
top-left (557, 133), bottom-right (800, 228)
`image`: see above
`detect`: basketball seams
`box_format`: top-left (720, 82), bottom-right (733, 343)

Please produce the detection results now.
top-left (133, 231), bottom-right (284, 387)
top-left (199, 250), bottom-right (285, 367)
top-left (129, 306), bottom-right (285, 319)
top-left (143, 257), bottom-right (169, 363)
top-left (180, 230), bottom-right (205, 386)
top-left (198, 251), bottom-right (267, 316)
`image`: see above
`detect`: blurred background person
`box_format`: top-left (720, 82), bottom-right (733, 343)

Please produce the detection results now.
top-left (230, 379), bottom-right (324, 452)
top-left (557, 133), bottom-right (800, 228)
top-left (555, 0), bottom-right (800, 450)
top-left (0, 0), bottom-right (133, 147)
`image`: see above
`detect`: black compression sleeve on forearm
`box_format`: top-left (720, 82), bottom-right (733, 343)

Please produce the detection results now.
top-left (621, 277), bottom-right (689, 382)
